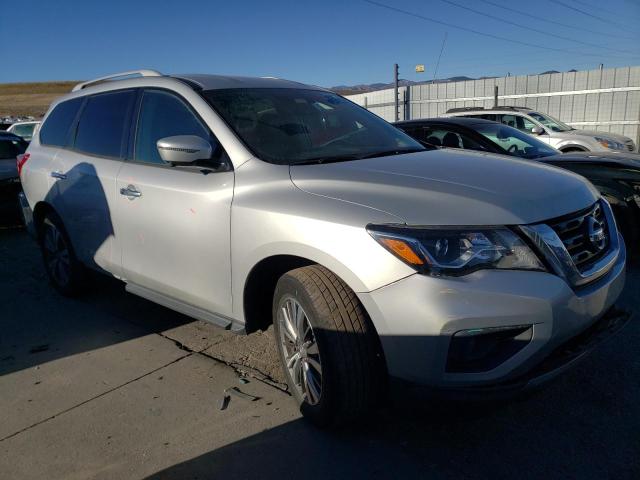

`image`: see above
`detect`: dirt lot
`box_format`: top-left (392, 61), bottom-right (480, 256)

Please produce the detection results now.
top-left (0, 82), bottom-right (77, 118)
top-left (0, 217), bottom-right (638, 479)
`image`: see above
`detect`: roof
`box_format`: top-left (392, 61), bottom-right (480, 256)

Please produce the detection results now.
top-left (446, 106), bottom-right (533, 114)
top-left (171, 74), bottom-right (324, 91)
top-left (395, 117), bottom-right (499, 127)
top-left (69, 70), bottom-right (327, 96)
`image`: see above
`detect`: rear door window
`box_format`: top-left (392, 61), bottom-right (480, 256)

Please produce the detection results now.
top-left (39, 98), bottom-right (83, 147)
top-left (74, 90), bottom-right (136, 158)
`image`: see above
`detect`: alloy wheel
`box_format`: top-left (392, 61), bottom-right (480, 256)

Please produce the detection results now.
top-left (43, 222), bottom-right (71, 287)
top-left (277, 296), bottom-right (323, 405)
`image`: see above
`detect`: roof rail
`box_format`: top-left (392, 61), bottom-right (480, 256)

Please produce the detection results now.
top-left (446, 107), bottom-right (485, 113)
top-left (72, 69), bottom-right (163, 92)
top-left (499, 105), bottom-right (531, 111)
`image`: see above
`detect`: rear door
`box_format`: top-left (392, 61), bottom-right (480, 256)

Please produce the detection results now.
top-left (115, 89), bottom-right (234, 317)
top-left (49, 89), bottom-right (136, 275)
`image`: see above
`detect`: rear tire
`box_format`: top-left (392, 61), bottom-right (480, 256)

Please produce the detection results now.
top-left (273, 265), bottom-right (385, 428)
top-left (39, 212), bottom-right (86, 296)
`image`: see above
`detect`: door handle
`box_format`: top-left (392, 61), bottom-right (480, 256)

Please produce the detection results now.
top-left (50, 171), bottom-right (67, 180)
top-left (120, 185), bottom-right (142, 199)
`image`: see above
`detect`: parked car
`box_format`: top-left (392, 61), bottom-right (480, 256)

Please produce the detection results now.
top-left (0, 131), bottom-right (28, 220)
top-left (395, 117), bottom-right (640, 255)
top-left (445, 106), bottom-right (637, 153)
top-left (20, 70), bottom-right (628, 427)
top-left (7, 121), bottom-right (41, 142)
top-left (0, 131), bottom-right (27, 184)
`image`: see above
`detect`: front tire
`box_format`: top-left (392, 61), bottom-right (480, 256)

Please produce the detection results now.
top-left (273, 265), bottom-right (385, 427)
top-left (39, 212), bottom-right (86, 296)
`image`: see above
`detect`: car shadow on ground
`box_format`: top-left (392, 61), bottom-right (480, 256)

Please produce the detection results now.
top-left (145, 269), bottom-right (640, 480)
top-left (145, 368), bottom-right (639, 480)
top-left (0, 222), bottom-right (193, 376)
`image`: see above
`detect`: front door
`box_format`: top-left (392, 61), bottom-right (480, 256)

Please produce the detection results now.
top-left (115, 89), bottom-right (234, 317)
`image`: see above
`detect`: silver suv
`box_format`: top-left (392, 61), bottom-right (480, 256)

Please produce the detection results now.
top-left (19, 71), bottom-right (627, 426)
top-left (446, 106), bottom-right (637, 153)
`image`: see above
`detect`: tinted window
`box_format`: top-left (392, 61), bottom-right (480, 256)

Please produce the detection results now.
top-left (202, 88), bottom-right (423, 165)
top-left (0, 137), bottom-right (27, 159)
top-left (74, 90), bottom-right (135, 158)
top-left (401, 125), bottom-right (486, 150)
top-left (40, 98), bottom-right (83, 147)
top-left (472, 123), bottom-right (558, 159)
top-left (135, 90), bottom-right (211, 165)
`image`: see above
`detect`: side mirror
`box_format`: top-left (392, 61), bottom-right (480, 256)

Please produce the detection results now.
top-left (531, 126), bottom-right (545, 135)
top-left (156, 135), bottom-right (213, 164)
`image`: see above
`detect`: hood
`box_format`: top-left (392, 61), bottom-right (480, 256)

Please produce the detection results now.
top-left (544, 151), bottom-right (640, 169)
top-left (290, 149), bottom-right (599, 226)
top-left (564, 128), bottom-right (632, 144)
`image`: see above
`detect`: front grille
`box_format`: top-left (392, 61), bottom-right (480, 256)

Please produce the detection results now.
top-left (548, 202), bottom-right (610, 271)
top-left (625, 141), bottom-right (635, 152)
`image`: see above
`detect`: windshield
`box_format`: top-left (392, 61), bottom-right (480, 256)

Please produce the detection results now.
top-left (528, 112), bottom-right (573, 132)
top-left (201, 88), bottom-right (424, 165)
top-left (472, 123), bottom-right (559, 159)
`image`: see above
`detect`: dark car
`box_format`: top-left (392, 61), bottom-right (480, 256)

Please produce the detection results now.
top-left (0, 131), bottom-right (28, 221)
top-left (395, 117), bottom-right (640, 255)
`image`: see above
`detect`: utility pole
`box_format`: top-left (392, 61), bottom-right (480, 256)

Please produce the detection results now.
top-left (394, 63), bottom-right (399, 122)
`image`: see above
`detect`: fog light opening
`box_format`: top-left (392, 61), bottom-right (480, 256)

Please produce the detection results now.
top-left (446, 324), bottom-right (533, 373)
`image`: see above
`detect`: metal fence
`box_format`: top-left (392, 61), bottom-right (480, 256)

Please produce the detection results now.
top-left (346, 66), bottom-right (640, 145)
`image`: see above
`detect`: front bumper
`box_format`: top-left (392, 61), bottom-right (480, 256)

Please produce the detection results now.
top-left (391, 306), bottom-right (631, 400)
top-left (358, 234), bottom-right (626, 389)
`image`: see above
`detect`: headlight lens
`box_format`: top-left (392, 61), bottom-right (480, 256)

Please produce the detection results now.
top-left (367, 225), bottom-right (545, 276)
top-left (595, 136), bottom-right (624, 150)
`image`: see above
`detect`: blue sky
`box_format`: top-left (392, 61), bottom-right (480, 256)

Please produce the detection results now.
top-left (2, 0), bottom-right (639, 86)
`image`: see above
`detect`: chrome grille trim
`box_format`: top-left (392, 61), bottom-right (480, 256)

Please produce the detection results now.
top-left (548, 202), bottom-right (608, 271)
top-left (624, 140), bottom-right (635, 152)
top-left (520, 199), bottom-right (620, 288)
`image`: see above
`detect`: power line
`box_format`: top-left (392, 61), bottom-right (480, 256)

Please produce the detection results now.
top-left (476, 0), bottom-right (635, 40)
top-left (432, 32), bottom-right (448, 84)
top-left (363, 0), bottom-right (640, 60)
top-left (438, 0), bottom-right (638, 55)
top-left (549, 0), bottom-right (639, 34)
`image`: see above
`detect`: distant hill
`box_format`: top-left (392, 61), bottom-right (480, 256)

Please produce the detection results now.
top-left (330, 69), bottom-right (581, 96)
top-left (331, 75), bottom-right (476, 96)
top-left (0, 81), bottom-right (78, 117)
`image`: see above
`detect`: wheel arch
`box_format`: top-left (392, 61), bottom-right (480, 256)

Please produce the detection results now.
top-left (32, 201), bottom-right (57, 242)
top-left (558, 144), bottom-right (589, 153)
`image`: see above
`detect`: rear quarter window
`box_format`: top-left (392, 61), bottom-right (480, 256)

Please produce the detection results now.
top-left (40, 98), bottom-right (83, 147)
top-left (74, 90), bottom-right (136, 158)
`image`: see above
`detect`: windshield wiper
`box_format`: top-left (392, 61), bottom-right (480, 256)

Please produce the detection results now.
top-left (293, 154), bottom-right (363, 165)
top-left (293, 147), bottom-right (427, 165)
top-left (359, 147), bottom-right (427, 159)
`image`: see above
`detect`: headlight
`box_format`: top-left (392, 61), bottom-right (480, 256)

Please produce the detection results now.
top-left (595, 136), bottom-right (625, 150)
top-left (367, 225), bottom-right (546, 276)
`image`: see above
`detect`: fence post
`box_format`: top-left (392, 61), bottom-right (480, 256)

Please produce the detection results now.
top-left (394, 63), bottom-right (399, 122)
